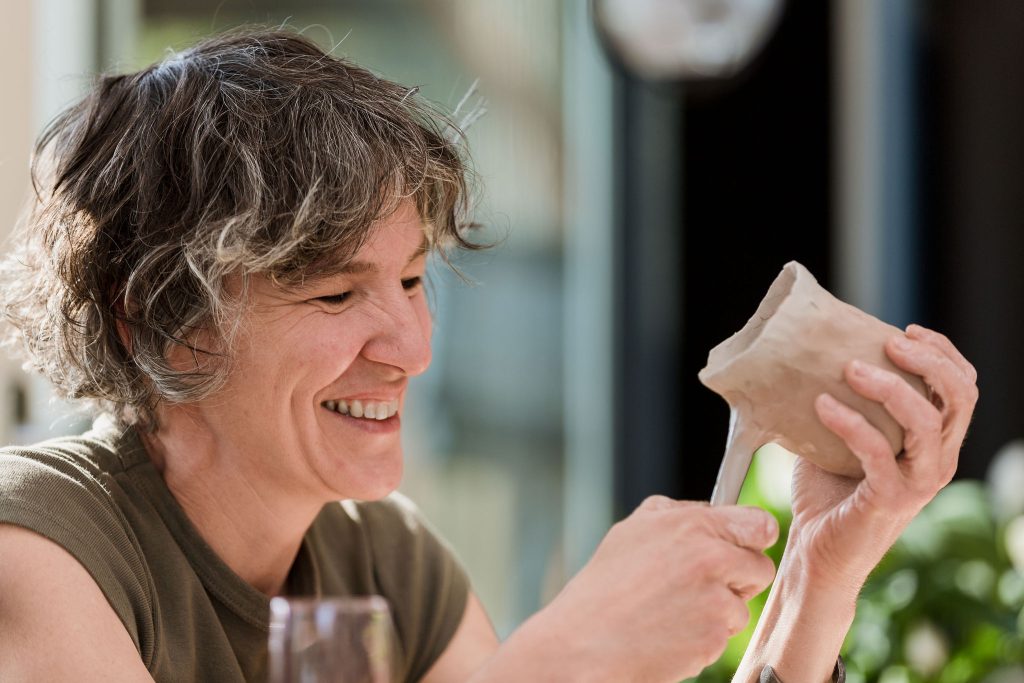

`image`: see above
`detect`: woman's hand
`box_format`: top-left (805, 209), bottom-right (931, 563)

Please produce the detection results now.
top-left (733, 324), bottom-right (978, 683)
top-left (480, 497), bottom-right (779, 683)
top-left (791, 323), bottom-right (979, 591)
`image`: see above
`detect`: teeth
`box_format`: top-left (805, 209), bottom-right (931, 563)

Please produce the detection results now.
top-left (323, 398), bottom-right (399, 420)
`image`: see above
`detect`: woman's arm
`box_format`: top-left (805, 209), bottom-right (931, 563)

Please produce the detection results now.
top-left (420, 592), bottom-right (499, 683)
top-left (464, 499), bottom-right (780, 682)
top-left (734, 324), bottom-right (978, 682)
top-left (0, 524), bottom-right (154, 682)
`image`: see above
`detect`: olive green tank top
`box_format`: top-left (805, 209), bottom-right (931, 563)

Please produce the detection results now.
top-left (0, 419), bottom-right (469, 682)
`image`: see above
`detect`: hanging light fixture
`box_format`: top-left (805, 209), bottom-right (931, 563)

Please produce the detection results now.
top-left (593, 0), bottom-right (785, 80)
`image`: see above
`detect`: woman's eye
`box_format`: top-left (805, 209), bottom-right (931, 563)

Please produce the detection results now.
top-left (317, 292), bottom-right (351, 305)
top-left (315, 279), bottom-right (419, 306)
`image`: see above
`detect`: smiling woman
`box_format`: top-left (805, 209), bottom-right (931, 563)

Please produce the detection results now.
top-left (0, 28), bottom-right (491, 682)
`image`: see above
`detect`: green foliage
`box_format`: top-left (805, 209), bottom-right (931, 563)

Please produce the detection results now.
top-left (685, 452), bottom-right (1024, 683)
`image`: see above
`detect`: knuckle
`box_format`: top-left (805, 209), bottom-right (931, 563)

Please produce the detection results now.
top-left (919, 408), bottom-right (943, 434)
top-left (907, 324), bottom-right (929, 341)
top-left (875, 373), bottom-right (899, 398)
top-left (859, 442), bottom-right (892, 467)
top-left (638, 494), bottom-right (673, 512)
top-left (846, 409), bottom-right (871, 431)
top-left (919, 326), bottom-right (943, 345)
top-left (689, 508), bottom-right (721, 538)
top-left (871, 476), bottom-right (900, 501)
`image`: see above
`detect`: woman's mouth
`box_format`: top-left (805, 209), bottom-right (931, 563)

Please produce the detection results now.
top-left (321, 398), bottom-right (399, 420)
top-left (321, 398), bottom-right (401, 433)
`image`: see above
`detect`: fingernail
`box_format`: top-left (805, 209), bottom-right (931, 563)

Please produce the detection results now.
top-left (850, 360), bottom-right (867, 377)
top-left (816, 393), bottom-right (837, 409)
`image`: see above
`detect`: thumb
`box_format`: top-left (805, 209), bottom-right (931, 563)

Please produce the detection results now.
top-left (705, 506), bottom-right (779, 551)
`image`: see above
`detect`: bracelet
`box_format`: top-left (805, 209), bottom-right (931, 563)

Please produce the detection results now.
top-left (759, 655), bottom-right (845, 683)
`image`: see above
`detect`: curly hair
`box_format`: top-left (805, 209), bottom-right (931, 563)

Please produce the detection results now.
top-left (0, 28), bottom-right (479, 430)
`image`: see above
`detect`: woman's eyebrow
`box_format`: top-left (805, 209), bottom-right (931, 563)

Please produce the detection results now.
top-left (336, 234), bottom-right (430, 275)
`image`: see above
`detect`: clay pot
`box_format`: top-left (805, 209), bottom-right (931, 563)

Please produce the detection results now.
top-left (699, 261), bottom-right (929, 506)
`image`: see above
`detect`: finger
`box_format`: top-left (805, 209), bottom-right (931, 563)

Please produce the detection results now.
top-left (905, 324), bottom-right (977, 383)
top-left (815, 393), bottom-right (900, 487)
top-left (722, 547), bottom-right (776, 601)
top-left (721, 587), bottom-right (753, 636)
top-left (883, 339), bottom-right (975, 480)
top-left (884, 338), bottom-right (979, 432)
top-left (702, 505), bottom-right (779, 551)
top-left (844, 360), bottom-right (943, 459)
top-left (636, 495), bottom-right (705, 513)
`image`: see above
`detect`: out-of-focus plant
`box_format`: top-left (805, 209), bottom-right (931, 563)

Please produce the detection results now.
top-left (686, 442), bottom-right (1024, 683)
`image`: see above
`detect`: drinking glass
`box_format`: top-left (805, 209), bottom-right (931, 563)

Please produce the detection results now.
top-left (268, 596), bottom-right (393, 683)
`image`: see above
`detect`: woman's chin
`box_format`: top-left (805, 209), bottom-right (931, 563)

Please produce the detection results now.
top-left (336, 460), bottom-right (404, 502)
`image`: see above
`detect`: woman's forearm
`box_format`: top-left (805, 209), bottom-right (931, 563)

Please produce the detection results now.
top-left (732, 541), bottom-right (859, 683)
top-left (465, 605), bottom-right (609, 683)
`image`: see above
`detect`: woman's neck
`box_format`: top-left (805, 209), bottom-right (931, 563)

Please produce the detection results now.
top-left (139, 408), bottom-right (326, 596)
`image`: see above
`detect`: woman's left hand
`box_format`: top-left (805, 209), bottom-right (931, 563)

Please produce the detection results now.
top-left (786, 323), bottom-right (979, 591)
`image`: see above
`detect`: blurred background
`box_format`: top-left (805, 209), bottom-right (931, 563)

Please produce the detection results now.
top-left (0, 1), bottom-right (1021, 681)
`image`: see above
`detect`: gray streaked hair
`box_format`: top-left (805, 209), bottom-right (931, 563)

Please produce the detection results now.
top-left (0, 27), bottom-right (480, 430)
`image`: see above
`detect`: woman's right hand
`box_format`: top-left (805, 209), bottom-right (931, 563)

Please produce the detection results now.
top-left (537, 496), bottom-right (778, 682)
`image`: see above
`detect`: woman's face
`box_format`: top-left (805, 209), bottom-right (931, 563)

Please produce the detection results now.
top-left (187, 200), bottom-right (432, 501)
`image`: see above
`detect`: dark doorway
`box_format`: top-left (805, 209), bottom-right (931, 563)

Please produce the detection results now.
top-left (613, 0), bottom-right (834, 512)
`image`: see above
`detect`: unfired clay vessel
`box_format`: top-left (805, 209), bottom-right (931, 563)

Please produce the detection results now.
top-left (700, 261), bottom-right (929, 506)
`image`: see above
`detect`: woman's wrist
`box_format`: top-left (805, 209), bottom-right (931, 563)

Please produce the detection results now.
top-left (784, 505), bottom-right (909, 597)
top-left (735, 544), bottom-right (860, 683)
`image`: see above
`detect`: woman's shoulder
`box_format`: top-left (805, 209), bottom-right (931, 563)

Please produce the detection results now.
top-left (0, 421), bottom-right (154, 659)
top-left (0, 424), bottom-right (125, 509)
top-left (0, 417), bottom-right (142, 493)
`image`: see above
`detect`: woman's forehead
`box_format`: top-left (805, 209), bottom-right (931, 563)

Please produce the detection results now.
top-left (252, 212), bottom-right (430, 295)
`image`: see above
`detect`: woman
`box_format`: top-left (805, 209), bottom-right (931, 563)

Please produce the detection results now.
top-left (0, 29), bottom-right (977, 682)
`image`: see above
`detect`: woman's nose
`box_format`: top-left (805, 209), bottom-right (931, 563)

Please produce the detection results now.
top-left (361, 292), bottom-right (432, 377)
